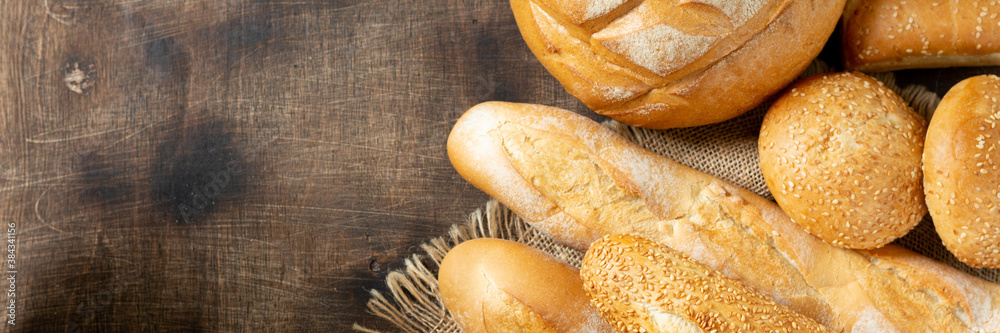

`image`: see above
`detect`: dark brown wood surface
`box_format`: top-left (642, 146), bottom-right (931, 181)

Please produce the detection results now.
top-left (1, 0), bottom-right (997, 332)
top-left (0, 0), bottom-right (593, 331)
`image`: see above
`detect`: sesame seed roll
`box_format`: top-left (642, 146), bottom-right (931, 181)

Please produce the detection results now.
top-left (924, 74), bottom-right (1000, 268)
top-left (759, 72), bottom-right (927, 249)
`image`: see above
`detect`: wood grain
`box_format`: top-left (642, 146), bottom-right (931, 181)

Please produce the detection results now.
top-left (2, 0), bottom-right (997, 332)
top-left (0, 0), bottom-right (591, 331)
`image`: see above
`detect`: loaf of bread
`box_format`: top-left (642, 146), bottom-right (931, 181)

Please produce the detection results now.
top-left (510, 0), bottom-right (845, 129)
top-left (448, 101), bottom-right (1000, 332)
top-left (581, 234), bottom-right (833, 333)
top-left (759, 72), bottom-right (927, 249)
top-left (437, 238), bottom-right (614, 333)
top-left (924, 74), bottom-right (1000, 268)
top-left (842, 0), bottom-right (1000, 72)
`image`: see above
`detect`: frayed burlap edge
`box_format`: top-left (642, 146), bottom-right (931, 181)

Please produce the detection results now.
top-left (352, 200), bottom-right (585, 333)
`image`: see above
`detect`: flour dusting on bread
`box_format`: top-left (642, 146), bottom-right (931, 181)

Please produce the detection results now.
top-left (583, 0), bottom-right (626, 21)
top-left (599, 23), bottom-right (717, 75)
top-left (512, 0), bottom-right (844, 128)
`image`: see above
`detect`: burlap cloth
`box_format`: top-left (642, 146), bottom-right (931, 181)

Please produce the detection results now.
top-left (353, 62), bottom-right (1000, 332)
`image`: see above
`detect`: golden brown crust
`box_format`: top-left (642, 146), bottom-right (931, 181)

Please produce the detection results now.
top-left (511, 0), bottom-right (845, 128)
top-left (861, 246), bottom-right (1000, 331)
top-left (758, 72), bottom-right (927, 249)
top-left (449, 102), bottom-right (836, 326)
top-left (437, 238), bottom-right (614, 333)
top-left (924, 74), bottom-right (1000, 268)
top-left (581, 234), bottom-right (833, 333)
top-left (842, 0), bottom-right (1000, 72)
top-left (447, 102), bottom-right (628, 251)
top-left (447, 101), bottom-right (1000, 332)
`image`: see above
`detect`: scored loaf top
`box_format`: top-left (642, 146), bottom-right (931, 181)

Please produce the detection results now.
top-left (513, 0), bottom-right (845, 128)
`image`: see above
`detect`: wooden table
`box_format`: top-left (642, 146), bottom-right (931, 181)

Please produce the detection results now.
top-left (1, 0), bottom-right (595, 331)
top-left (1, 0), bottom-right (995, 331)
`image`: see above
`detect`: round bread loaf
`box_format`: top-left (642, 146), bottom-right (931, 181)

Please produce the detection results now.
top-left (437, 238), bottom-right (614, 333)
top-left (758, 72), bottom-right (927, 249)
top-left (581, 234), bottom-right (833, 333)
top-left (924, 74), bottom-right (1000, 268)
top-left (510, 0), bottom-right (846, 129)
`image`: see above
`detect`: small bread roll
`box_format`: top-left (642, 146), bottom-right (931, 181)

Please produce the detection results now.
top-left (437, 238), bottom-right (614, 333)
top-left (759, 72), bottom-right (927, 249)
top-left (581, 234), bottom-right (832, 333)
top-left (924, 74), bottom-right (1000, 268)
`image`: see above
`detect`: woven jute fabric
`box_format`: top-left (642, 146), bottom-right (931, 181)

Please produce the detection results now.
top-left (354, 65), bottom-right (999, 333)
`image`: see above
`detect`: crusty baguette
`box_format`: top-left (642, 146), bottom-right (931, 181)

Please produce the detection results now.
top-left (447, 101), bottom-right (1000, 332)
top-left (582, 234), bottom-right (833, 333)
top-left (510, 0), bottom-right (845, 128)
top-left (842, 0), bottom-right (1000, 72)
top-left (438, 238), bottom-right (614, 333)
top-left (924, 74), bottom-right (1000, 268)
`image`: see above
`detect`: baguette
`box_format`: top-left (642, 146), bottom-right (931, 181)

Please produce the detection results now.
top-left (581, 234), bottom-right (833, 333)
top-left (438, 238), bottom-right (614, 333)
top-left (842, 0), bottom-right (1000, 72)
top-left (447, 101), bottom-right (1000, 332)
top-left (510, 0), bottom-right (845, 128)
